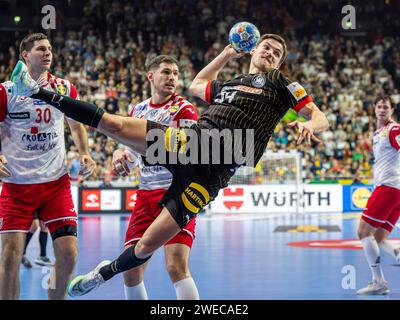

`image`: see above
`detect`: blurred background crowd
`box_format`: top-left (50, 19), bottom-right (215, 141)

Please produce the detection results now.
top-left (0, 0), bottom-right (399, 185)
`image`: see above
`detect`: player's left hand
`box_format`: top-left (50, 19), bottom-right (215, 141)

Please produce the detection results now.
top-left (288, 120), bottom-right (322, 145)
top-left (79, 155), bottom-right (96, 178)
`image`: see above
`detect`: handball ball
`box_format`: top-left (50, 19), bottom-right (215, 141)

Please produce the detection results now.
top-left (229, 22), bottom-right (260, 53)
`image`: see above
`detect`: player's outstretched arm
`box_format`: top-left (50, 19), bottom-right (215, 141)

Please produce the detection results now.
top-left (189, 45), bottom-right (244, 102)
top-left (288, 101), bottom-right (329, 145)
top-left (30, 88), bottom-right (149, 155)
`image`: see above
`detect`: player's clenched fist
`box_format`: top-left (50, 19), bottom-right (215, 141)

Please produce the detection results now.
top-left (0, 155), bottom-right (12, 178)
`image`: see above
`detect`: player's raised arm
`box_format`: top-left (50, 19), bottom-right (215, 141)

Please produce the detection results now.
top-left (189, 45), bottom-right (244, 102)
top-left (288, 101), bottom-right (329, 145)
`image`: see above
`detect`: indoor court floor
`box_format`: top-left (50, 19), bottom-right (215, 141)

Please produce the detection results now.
top-left (15, 212), bottom-right (400, 300)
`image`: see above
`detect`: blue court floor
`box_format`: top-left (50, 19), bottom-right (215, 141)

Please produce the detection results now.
top-left (16, 213), bottom-right (400, 300)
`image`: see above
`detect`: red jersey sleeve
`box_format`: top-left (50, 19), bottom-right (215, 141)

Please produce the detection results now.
top-left (389, 125), bottom-right (400, 150)
top-left (174, 104), bottom-right (198, 121)
top-left (173, 104), bottom-right (198, 127)
top-left (205, 80), bottom-right (223, 104)
top-left (0, 84), bottom-right (7, 122)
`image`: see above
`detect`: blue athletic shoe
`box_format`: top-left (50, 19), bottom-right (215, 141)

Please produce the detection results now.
top-left (10, 60), bottom-right (40, 96)
top-left (67, 260), bottom-right (110, 297)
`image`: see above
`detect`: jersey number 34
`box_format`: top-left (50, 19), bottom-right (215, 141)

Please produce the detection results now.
top-left (214, 91), bottom-right (237, 104)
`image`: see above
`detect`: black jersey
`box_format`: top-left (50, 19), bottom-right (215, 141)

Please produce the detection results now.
top-left (198, 68), bottom-right (313, 166)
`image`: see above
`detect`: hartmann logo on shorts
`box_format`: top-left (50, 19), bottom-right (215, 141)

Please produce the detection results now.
top-left (82, 190), bottom-right (101, 210)
top-left (181, 183), bottom-right (210, 214)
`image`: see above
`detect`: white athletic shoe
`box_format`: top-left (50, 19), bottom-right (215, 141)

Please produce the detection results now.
top-left (357, 280), bottom-right (389, 295)
top-left (67, 260), bottom-right (111, 297)
top-left (10, 61), bottom-right (41, 96)
top-left (34, 256), bottom-right (54, 267)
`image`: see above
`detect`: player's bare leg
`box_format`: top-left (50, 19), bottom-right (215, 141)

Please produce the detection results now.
top-left (0, 233), bottom-right (25, 299)
top-left (97, 114), bottom-right (149, 156)
top-left (357, 219), bottom-right (377, 239)
top-left (165, 244), bottom-right (199, 299)
top-left (374, 228), bottom-right (389, 243)
top-left (135, 207), bottom-right (182, 257)
top-left (123, 250), bottom-right (150, 300)
top-left (49, 236), bottom-right (78, 299)
top-left (165, 244), bottom-right (191, 283)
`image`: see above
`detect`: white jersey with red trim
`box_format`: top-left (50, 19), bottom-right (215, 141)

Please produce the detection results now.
top-left (128, 93), bottom-right (197, 190)
top-left (373, 121), bottom-right (400, 189)
top-left (0, 72), bottom-right (78, 184)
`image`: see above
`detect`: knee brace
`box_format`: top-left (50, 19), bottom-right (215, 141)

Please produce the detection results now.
top-left (51, 225), bottom-right (77, 241)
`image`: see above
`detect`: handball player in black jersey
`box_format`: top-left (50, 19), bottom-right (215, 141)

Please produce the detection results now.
top-left (10, 33), bottom-right (329, 296)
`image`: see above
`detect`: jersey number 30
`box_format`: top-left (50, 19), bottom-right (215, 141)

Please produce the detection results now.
top-left (35, 108), bottom-right (52, 123)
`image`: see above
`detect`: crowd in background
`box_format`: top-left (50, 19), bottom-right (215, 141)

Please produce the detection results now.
top-left (1, 0), bottom-right (399, 185)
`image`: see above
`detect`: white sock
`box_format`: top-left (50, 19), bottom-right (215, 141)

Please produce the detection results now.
top-left (173, 277), bottom-right (199, 300)
top-left (379, 240), bottom-right (400, 262)
top-left (124, 281), bottom-right (148, 300)
top-left (360, 236), bottom-right (385, 282)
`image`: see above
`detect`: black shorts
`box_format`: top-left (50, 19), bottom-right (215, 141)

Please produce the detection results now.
top-left (145, 121), bottom-right (236, 228)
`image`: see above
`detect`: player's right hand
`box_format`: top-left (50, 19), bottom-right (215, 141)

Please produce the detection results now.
top-left (0, 155), bottom-right (12, 178)
top-left (224, 44), bottom-right (246, 59)
top-left (112, 149), bottom-right (135, 177)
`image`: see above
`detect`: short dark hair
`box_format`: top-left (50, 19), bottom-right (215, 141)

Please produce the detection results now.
top-left (257, 33), bottom-right (287, 65)
top-left (145, 55), bottom-right (179, 71)
top-left (374, 95), bottom-right (394, 108)
top-left (19, 33), bottom-right (48, 61)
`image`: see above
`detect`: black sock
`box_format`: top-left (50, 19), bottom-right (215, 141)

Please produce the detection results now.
top-left (99, 245), bottom-right (152, 281)
top-left (39, 231), bottom-right (48, 257)
top-left (24, 232), bottom-right (34, 254)
top-left (31, 88), bottom-right (105, 127)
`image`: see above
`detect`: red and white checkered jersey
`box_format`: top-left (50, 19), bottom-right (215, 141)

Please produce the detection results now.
top-left (0, 72), bottom-right (79, 184)
top-left (128, 93), bottom-right (197, 190)
top-left (373, 121), bottom-right (400, 189)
